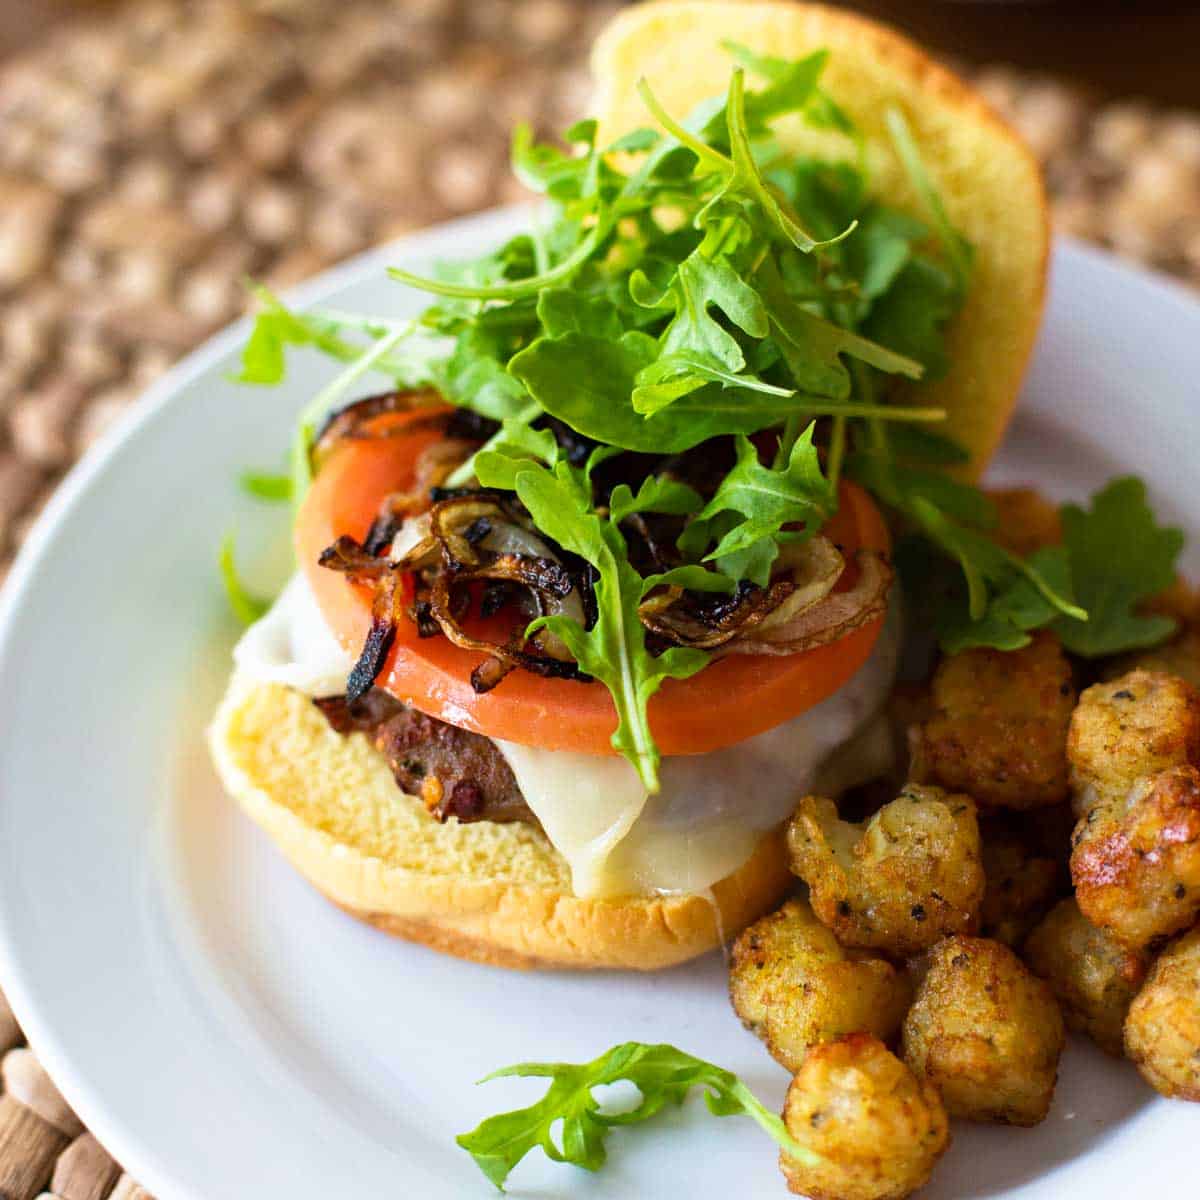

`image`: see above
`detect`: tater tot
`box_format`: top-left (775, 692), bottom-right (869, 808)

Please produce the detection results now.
top-left (1068, 670), bottom-right (1200, 812)
top-left (978, 822), bottom-right (1060, 947)
top-left (1068, 671), bottom-right (1200, 948)
top-left (903, 936), bottom-right (1065, 1125)
top-left (1125, 926), bottom-right (1200, 1100)
top-left (787, 786), bottom-right (985, 957)
top-left (1023, 897), bottom-right (1149, 1056)
top-left (915, 632), bottom-right (1076, 810)
top-left (780, 1034), bottom-right (950, 1200)
top-left (729, 898), bottom-right (911, 1073)
top-left (986, 487), bottom-right (1063, 558)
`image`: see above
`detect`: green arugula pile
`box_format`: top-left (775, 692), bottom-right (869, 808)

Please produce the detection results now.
top-left (455, 1041), bottom-right (814, 1191)
top-left (233, 43), bottom-right (1183, 791)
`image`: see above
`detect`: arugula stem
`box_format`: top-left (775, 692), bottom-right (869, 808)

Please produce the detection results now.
top-left (801, 402), bottom-right (944, 423)
top-left (1007, 548), bottom-right (1089, 621)
top-left (884, 107), bottom-right (972, 292)
top-left (636, 77), bottom-right (734, 174)
top-left (389, 223), bottom-right (605, 301)
top-left (290, 323), bottom-right (412, 500)
top-left (826, 415), bottom-right (847, 490)
top-left (725, 1079), bottom-right (819, 1168)
top-left (774, 414), bottom-right (802, 469)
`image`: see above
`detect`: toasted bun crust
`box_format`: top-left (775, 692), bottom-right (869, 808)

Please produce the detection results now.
top-left (592, 1), bottom-right (1049, 478)
top-left (208, 677), bottom-right (793, 969)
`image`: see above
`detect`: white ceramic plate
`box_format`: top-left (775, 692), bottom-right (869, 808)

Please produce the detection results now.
top-left (0, 207), bottom-right (1197, 1200)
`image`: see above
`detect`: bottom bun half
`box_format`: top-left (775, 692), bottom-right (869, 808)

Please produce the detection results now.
top-left (208, 677), bottom-right (794, 970)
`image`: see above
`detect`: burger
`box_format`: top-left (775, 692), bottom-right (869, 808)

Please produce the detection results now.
top-left (209, 1), bottom-right (1048, 969)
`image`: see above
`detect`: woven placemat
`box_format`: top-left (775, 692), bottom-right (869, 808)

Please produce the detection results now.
top-left (0, 2), bottom-right (1198, 1196)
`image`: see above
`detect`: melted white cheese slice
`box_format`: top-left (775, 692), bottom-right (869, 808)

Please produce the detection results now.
top-left (233, 574), bottom-right (356, 698)
top-left (237, 575), bottom-right (899, 899)
top-left (497, 607), bottom-right (899, 898)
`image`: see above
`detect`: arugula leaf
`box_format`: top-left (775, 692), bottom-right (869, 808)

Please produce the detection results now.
top-left (456, 1042), bottom-right (816, 1191)
top-left (681, 428), bottom-right (835, 584)
top-left (218, 533), bottom-right (269, 626)
top-left (838, 204), bottom-right (927, 309)
top-left (862, 256), bottom-right (961, 379)
top-left (625, 246), bottom-right (772, 414)
top-left (725, 67), bottom-right (842, 253)
top-left (659, 253), bottom-right (768, 361)
top-left (440, 323), bottom-right (531, 421)
top-left (608, 475), bottom-right (703, 524)
top-left (939, 545), bottom-right (1074, 654)
top-left (643, 563), bottom-right (737, 594)
top-left (473, 418), bottom-right (561, 490)
top-left (536, 287), bottom-right (624, 339)
top-left (234, 289), bottom-right (358, 385)
top-left (900, 478), bottom-right (1182, 657)
top-left (235, 288), bottom-right (441, 389)
top-left (632, 353), bottom-right (793, 415)
top-left (512, 331), bottom-right (940, 454)
top-left (1052, 477), bottom-right (1183, 656)
top-left (512, 462), bottom-right (709, 791)
top-left (908, 495), bottom-right (1081, 625)
top-left (756, 258), bottom-right (923, 397)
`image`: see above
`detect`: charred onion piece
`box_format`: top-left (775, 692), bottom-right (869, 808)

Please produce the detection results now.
top-left (639, 579), bottom-right (794, 649)
top-left (726, 551), bottom-right (893, 656)
top-left (389, 512), bottom-right (439, 571)
top-left (318, 534), bottom-right (394, 578)
top-left (346, 571), bottom-right (401, 702)
top-left (428, 571), bottom-right (586, 692)
top-left (755, 536), bottom-right (845, 632)
top-left (363, 439), bottom-right (482, 537)
top-left (470, 654), bottom-right (516, 693)
top-left (311, 389), bottom-right (442, 464)
top-left (430, 494), bottom-right (514, 568)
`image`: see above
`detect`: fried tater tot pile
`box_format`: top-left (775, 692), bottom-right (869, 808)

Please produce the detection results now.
top-left (728, 540), bottom-right (1200, 1199)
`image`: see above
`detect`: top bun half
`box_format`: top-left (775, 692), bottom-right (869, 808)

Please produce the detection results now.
top-left (592, 0), bottom-right (1050, 478)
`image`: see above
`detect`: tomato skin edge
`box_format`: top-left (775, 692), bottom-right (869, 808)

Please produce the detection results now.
top-left (296, 417), bottom-right (890, 757)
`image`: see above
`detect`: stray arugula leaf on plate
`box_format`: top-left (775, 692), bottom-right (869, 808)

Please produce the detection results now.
top-left (457, 1042), bottom-right (815, 1191)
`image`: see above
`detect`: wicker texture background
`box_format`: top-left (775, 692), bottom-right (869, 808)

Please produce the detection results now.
top-left (0, 1), bottom-right (1198, 1196)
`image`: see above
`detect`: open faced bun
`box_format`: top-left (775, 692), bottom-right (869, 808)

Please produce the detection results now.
top-left (209, 677), bottom-right (793, 969)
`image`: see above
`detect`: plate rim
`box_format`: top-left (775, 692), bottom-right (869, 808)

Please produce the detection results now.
top-left (0, 212), bottom-right (1196, 1197)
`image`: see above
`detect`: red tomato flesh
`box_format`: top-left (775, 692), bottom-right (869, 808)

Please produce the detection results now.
top-left (297, 412), bottom-right (890, 756)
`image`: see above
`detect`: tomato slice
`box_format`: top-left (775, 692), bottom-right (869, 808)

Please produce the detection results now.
top-left (297, 411), bottom-right (890, 756)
